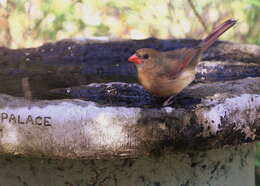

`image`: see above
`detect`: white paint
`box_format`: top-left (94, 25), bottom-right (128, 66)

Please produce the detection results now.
top-left (201, 94), bottom-right (260, 135)
top-left (0, 92), bottom-right (259, 158)
top-left (163, 107), bottom-right (174, 113)
top-left (0, 100), bottom-right (141, 153)
top-left (83, 103), bottom-right (141, 148)
top-left (201, 68), bottom-right (208, 75)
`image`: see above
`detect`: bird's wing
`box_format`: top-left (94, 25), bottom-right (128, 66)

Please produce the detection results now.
top-left (163, 47), bottom-right (202, 79)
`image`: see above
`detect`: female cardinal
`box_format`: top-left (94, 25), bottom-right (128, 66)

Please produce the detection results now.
top-left (128, 19), bottom-right (236, 106)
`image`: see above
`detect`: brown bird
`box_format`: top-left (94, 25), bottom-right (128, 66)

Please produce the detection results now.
top-left (128, 19), bottom-right (236, 106)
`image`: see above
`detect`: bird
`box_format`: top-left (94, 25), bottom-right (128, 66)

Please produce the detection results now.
top-left (128, 19), bottom-right (236, 106)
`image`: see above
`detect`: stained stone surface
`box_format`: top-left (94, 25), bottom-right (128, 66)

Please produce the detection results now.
top-left (0, 144), bottom-right (254, 186)
top-left (0, 77), bottom-right (259, 159)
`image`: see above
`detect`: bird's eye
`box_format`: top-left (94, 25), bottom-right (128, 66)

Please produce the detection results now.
top-left (143, 54), bottom-right (149, 59)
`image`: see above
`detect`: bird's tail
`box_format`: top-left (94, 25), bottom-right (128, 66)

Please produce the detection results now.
top-left (199, 19), bottom-right (236, 52)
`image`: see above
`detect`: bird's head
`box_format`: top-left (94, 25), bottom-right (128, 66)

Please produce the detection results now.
top-left (128, 48), bottom-right (160, 65)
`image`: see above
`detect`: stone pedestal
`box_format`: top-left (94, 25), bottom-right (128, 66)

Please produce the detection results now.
top-left (0, 144), bottom-right (255, 186)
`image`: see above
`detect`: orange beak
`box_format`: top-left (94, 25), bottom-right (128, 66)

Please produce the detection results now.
top-left (128, 54), bottom-right (142, 64)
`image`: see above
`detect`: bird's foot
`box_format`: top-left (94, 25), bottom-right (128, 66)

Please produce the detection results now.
top-left (162, 95), bottom-right (176, 107)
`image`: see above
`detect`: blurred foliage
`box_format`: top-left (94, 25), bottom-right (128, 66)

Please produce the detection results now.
top-left (0, 0), bottom-right (259, 48)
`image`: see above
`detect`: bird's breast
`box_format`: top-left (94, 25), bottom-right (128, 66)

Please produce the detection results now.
top-left (139, 68), bottom-right (196, 97)
top-left (138, 68), bottom-right (154, 91)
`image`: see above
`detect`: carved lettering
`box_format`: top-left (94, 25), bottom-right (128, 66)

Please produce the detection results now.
top-left (25, 115), bottom-right (34, 125)
top-left (18, 115), bottom-right (25, 124)
top-left (44, 117), bottom-right (52, 126)
top-left (1, 113), bottom-right (8, 122)
top-left (9, 114), bottom-right (16, 124)
top-left (35, 116), bottom-right (42, 125)
top-left (0, 112), bottom-right (52, 127)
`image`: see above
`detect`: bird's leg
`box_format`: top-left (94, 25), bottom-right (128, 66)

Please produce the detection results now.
top-left (162, 94), bottom-right (177, 107)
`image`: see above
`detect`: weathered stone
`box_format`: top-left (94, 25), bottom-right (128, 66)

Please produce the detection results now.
top-left (0, 39), bottom-right (259, 98)
top-left (0, 144), bottom-right (254, 186)
top-left (0, 77), bottom-right (259, 159)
